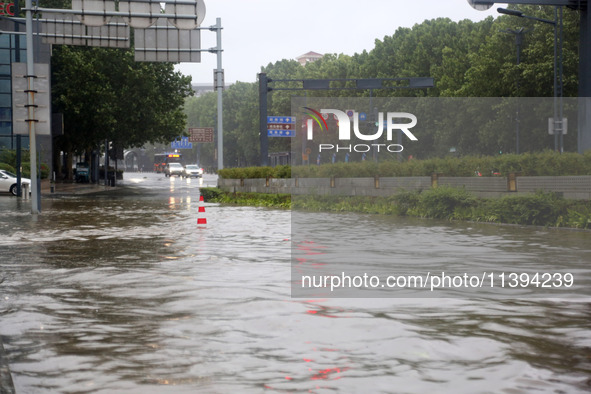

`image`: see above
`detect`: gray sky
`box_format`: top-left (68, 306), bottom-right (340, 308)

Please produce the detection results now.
top-left (175, 0), bottom-right (506, 85)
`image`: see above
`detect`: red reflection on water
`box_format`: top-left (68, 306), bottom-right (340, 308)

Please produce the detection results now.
top-left (311, 366), bottom-right (349, 381)
top-left (295, 240), bottom-right (327, 255)
top-left (305, 303), bottom-right (347, 319)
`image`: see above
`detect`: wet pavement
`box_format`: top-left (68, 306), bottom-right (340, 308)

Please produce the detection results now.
top-left (0, 172), bottom-right (590, 393)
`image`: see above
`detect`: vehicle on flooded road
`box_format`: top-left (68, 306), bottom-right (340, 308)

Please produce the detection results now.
top-left (0, 169), bottom-right (30, 196)
top-left (182, 164), bottom-right (203, 178)
top-left (164, 162), bottom-right (184, 177)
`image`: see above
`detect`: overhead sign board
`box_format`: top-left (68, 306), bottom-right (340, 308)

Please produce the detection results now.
top-left (41, 13), bottom-right (130, 48)
top-left (134, 19), bottom-right (201, 62)
top-left (188, 127), bottom-right (214, 143)
top-left (12, 63), bottom-right (51, 135)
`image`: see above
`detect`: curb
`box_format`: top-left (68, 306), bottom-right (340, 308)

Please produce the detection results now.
top-left (0, 339), bottom-right (15, 394)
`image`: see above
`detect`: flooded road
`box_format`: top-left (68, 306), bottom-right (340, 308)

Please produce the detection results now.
top-left (0, 172), bottom-right (590, 393)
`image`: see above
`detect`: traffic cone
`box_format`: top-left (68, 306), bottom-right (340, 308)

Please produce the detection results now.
top-left (197, 195), bottom-right (207, 226)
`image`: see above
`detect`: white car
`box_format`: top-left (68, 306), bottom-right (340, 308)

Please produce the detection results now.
top-left (0, 170), bottom-right (31, 196)
top-left (183, 165), bottom-right (204, 178)
top-left (164, 162), bottom-right (184, 177)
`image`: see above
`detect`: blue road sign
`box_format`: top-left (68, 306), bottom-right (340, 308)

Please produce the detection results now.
top-left (267, 129), bottom-right (295, 137)
top-left (267, 116), bottom-right (296, 124)
top-left (171, 136), bottom-right (193, 149)
top-left (359, 112), bottom-right (367, 121)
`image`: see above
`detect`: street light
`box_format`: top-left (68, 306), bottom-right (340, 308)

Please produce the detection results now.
top-left (497, 7), bottom-right (564, 152)
top-left (501, 27), bottom-right (528, 154)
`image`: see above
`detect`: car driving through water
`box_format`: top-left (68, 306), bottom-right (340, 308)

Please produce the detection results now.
top-left (182, 164), bottom-right (204, 178)
top-left (164, 162), bottom-right (184, 177)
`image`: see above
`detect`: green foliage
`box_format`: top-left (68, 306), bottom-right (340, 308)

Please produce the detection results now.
top-left (478, 192), bottom-right (567, 226)
top-left (201, 188), bottom-right (291, 208)
top-left (417, 187), bottom-right (477, 219)
top-left (392, 190), bottom-right (421, 216)
top-left (0, 149), bottom-right (50, 179)
top-left (0, 162), bottom-right (15, 173)
top-left (291, 188), bottom-right (591, 229)
top-left (199, 187), bottom-right (224, 201)
top-left (218, 165), bottom-right (291, 179)
top-left (563, 205), bottom-right (591, 229)
top-left (233, 152), bottom-right (591, 179)
top-left (0, 149), bottom-right (17, 167)
top-left (52, 46), bottom-right (193, 155)
top-left (184, 6), bottom-right (580, 166)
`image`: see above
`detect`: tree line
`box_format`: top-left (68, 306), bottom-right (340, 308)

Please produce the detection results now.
top-left (185, 5), bottom-right (581, 168)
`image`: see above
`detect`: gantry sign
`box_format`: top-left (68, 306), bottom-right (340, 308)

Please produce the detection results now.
top-left (470, 0), bottom-right (591, 154)
top-left (36, 0), bottom-right (206, 61)
top-left (258, 74), bottom-right (434, 166)
top-left (14, 0), bottom-right (215, 214)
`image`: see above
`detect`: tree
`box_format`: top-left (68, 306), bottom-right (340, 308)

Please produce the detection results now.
top-left (51, 45), bottom-right (193, 176)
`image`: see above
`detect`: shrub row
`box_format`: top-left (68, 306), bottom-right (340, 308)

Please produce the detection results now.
top-left (218, 165), bottom-right (290, 180)
top-left (201, 186), bottom-right (591, 229)
top-left (0, 149), bottom-right (50, 179)
top-left (293, 188), bottom-right (591, 229)
top-left (218, 151), bottom-right (591, 179)
top-left (0, 161), bottom-right (50, 179)
top-left (200, 187), bottom-right (291, 209)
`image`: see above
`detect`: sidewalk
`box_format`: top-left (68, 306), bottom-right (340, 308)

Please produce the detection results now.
top-left (40, 179), bottom-right (122, 197)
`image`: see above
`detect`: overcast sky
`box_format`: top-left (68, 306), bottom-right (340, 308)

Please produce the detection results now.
top-left (175, 0), bottom-right (506, 85)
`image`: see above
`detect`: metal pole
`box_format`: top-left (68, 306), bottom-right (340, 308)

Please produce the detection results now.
top-left (16, 135), bottom-right (21, 197)
top-left (215, 17), bottom-right (223, 170)
top-left (259, 72), bottom-right (269, 166)
top-left (25, 0), bottom-right (39, 214)
top-left (515, 29), bottom-right (522, 154)
top-left (578, 5), bottom-right (591, 154)
top-left (558, 6), bottom-right (564, 152)
top-left (553, 6), bottom-right (558, 152)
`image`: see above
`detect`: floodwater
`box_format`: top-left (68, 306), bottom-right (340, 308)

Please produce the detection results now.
top-left (0, 172), bottom-right (590, 393)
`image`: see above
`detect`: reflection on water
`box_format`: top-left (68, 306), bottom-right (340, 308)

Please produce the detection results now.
top-left (0, 175), bottom-right (590, 393)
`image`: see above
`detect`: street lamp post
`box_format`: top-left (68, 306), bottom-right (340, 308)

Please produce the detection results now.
top-left (501, 27), bottom-right (527, 153)
top-left (498, 7), bottom-right (564, 152)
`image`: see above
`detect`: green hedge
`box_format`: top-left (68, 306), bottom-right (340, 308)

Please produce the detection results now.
top-left (0, 148), bottom-right (50, 179)
top-left (218, 151), bottom-right (591, 179)
top-left (200, 187), bottom-right (290, 209)
top-left (218, 165), bottom-right (290, 180)
top-left (293, 189), bottom-right (591, 229)
top-left (0, 163), bottom-right (16, 173)
top-left (200, 186), bottom-right (591, 229)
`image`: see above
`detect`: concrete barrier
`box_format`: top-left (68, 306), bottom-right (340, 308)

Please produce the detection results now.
top-left (218, 175), bottom-right (591, 200)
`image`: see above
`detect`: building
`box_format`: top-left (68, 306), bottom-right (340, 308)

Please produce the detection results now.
top-left (296, 51), bottom-right (323, 66)
top-left (0, 18), bottom-right (52, 168)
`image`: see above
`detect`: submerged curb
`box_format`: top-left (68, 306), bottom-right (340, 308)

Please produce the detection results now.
top-left (0, 339), bottom-right (15, 394)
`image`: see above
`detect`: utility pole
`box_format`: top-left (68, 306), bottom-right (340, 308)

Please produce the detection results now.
top-left (259, 72), bottom-right (269, 167)
top-left (25, 0), bottom-right (39, 214)
top-left (212, 17), bottom-right (224, 170)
